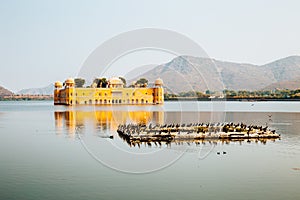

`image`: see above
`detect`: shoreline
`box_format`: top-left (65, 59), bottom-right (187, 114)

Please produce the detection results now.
top-left (165, 97), bottom-right (300, 101)
top-left (0, 95), bottom-right (53, 101)
top-left (1, 98), bottom-right (300, 102)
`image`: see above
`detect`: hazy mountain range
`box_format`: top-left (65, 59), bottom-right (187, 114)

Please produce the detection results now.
top-left (2, 55), bottom-right (300, 95)
top-left (17, 84), bottom-right (54, 95)
top-left (128, 55), bottom-right (300, 93)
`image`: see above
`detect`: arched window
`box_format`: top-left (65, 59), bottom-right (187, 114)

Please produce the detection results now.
top-left (112, 99), bottom-right (114, 104)
top-left (136, 99), bottom-right (138, 104)
top-left (104, 99), bottom-right (107, 104)
top-left (141, 99), bottom-right (144, 104)
top-left (89, 99), bottom-right (92, 104)
top-left (119, 99), bottom-right (122, 103)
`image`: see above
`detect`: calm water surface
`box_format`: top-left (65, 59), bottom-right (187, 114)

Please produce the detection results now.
top-left (0, 101), bottom-right (300, 200)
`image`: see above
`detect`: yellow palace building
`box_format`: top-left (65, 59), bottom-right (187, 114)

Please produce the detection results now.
top-left (54, 77), bottom-right (164, 105)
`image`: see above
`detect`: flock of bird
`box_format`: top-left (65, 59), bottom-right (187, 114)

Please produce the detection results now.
top-left (117, 122), bottom-right (275, 136)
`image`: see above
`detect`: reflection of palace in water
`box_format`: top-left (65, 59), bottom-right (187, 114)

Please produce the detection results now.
top-left (54, 110), bottom-right (284, 147)
top-left (54, 110), bottom-right (164, 135)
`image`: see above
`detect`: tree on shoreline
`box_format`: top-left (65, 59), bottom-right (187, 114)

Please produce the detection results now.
top-left (119, 77), bottom-right (126, 87)
top-left (74, 78), bottom-right (85, 88)
top-left (135, 78), bottom-right (148, 87)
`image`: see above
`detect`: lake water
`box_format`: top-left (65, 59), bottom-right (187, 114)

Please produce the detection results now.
top-left (0, 101), bottom-right (300, 200)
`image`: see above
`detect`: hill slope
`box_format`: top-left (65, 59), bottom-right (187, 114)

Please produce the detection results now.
top-left (263, 79), bottom-right (300, 90)
top-left (17, 84), bottom-right (54, 95)
top-left (129, 55), bottom-right (300, 93)
top-left (263, 56), bottom-right (300, 82)
top-left (0, 86), bottom-right (14, 97)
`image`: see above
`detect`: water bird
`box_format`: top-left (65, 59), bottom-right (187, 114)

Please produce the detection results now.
top-left (267, 114), bottom-right (273, 122)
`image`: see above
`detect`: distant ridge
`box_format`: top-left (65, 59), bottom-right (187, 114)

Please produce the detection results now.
top-left (14, 55), bottom-right (300, 95)
top-left (17, 84), bottom-right (54, 95)
top-left (0, 86), bottom-right (14, 97)
top-left (128, 55), bottom-right (300, 93)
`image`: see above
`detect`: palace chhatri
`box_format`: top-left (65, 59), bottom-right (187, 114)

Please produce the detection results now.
top-left (54, 77), bottom-right (164, 105)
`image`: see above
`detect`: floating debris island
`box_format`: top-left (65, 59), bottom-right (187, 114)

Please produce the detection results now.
top-left (117, 123), bottom-right (280, 145)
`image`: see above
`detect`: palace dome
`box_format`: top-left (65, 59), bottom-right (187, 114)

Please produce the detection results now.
top-left (65, 78), bottom-right (75, 84)
top-left (54, 81), bottom-right (63, 88)
top-left (155, 78), bottom-right (163, 86)
top-left (109, 77), bottom-right (123, 85)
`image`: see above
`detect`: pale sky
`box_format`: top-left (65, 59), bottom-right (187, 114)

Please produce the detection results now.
top-left (1, 0), bottom-right (300, 92)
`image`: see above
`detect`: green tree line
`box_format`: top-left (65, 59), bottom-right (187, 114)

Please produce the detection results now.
top-left (165, 89), bottom-right (300, 99)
